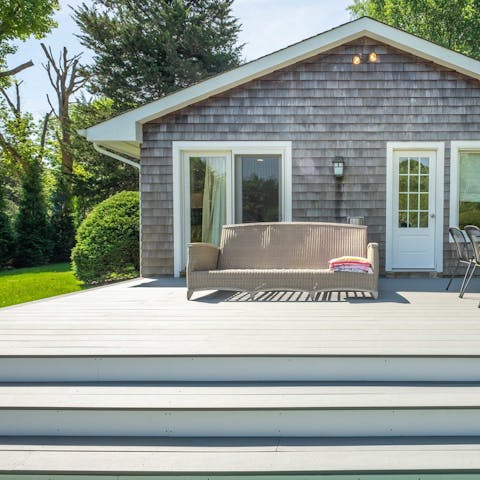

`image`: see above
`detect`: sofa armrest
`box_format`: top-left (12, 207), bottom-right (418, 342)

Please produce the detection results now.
top-left (367, 242), bottom-right (379, 274)
top-left (187, 243), bottom-right (220, 272)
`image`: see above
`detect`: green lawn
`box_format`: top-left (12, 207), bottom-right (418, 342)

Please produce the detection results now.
top-left (0, 263), bottom-right (85, 308)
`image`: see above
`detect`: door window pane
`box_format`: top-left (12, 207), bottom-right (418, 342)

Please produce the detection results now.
top-left (459, 151), bottom-right (480, 229)
top-left (235, 155), bottom-right (280, 223)
top-left (190, 156), bottom-right (226, 245)
top-left (398, 156), bottom-right (429, 229)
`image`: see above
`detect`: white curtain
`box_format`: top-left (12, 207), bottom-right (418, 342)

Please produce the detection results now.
top-left (201, 157), bottom-right (226, 245)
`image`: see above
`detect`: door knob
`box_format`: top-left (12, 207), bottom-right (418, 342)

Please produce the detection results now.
top-left (429, 213), bottom-right (435, 218)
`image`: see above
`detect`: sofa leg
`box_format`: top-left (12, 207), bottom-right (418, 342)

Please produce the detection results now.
top-left (187, 289), bottom-right (194, 300)
top-left (371, 291), bottom-right (378, 300)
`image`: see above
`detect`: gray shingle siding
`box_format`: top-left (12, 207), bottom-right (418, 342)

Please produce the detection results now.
top-left (140, 37), bottom-right (480, 276)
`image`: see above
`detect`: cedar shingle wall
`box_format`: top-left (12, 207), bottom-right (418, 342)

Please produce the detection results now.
top-left (140, 37), bottom-right (480, 276)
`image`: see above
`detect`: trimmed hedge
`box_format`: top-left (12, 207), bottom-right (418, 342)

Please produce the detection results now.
top-left (72, 191), bottom-right (139, 283)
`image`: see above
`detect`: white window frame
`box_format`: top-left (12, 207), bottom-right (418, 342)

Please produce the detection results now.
top-left (386, 142), bottom-right (444, 272)
top-left (172, 141), bottom-right (292, 277)
top-left (450, 141), bottom-right (480, 238)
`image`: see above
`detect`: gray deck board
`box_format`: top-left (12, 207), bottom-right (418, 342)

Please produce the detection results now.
top-left (1, 384), bottom-right (480, 409)
top-left (1, 277), bottom-right (480, 357)
top-left (2, 438), bottom-right (480, 473)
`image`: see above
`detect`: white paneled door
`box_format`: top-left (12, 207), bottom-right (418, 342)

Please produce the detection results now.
top-left (391, 150), bottom-right (437, 270)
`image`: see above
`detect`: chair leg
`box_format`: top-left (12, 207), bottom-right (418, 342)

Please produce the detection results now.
top-left (445, 261), bottom-right (460, 290)
top-left (460, 263), bottom-right (476, 298)
top-left (459, 263), bottom-right (473, 297)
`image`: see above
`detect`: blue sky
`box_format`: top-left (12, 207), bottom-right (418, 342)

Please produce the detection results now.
top-left (6, 0), bottom-right (352, 117)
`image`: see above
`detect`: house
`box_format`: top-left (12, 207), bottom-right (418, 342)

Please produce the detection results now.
top-left (81, 16), bottom-right (480, 277)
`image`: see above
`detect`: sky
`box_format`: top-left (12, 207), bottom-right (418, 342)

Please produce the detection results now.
top-left (6, 0), bottom-right (352, 118)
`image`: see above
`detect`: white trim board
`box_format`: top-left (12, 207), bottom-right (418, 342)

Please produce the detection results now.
top-left (172, 141), bottom-right (292, 277)
top-left (81, 17), bottom-right (480, 153)
top-left (386, 142), bottom-right (444, 272)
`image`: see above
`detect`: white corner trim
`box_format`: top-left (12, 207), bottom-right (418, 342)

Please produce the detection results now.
top-left (172, 141), bottom-right (292, 277)
top-left (449, 141), bottom-right (480, 238)
top-left (82, 17), bottom-right (480, 148)
top-left (385, 142), bottom-right (444, 272)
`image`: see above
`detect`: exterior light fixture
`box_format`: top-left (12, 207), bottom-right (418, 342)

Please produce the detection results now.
top-left (352, 54), bottom-right (362, 65)
top-left (333, 156), bottom-right (345, 178)
top-left (352, 52), bottom-right (379, 65)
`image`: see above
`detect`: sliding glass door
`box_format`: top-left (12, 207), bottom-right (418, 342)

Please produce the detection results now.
top-left (176, 143), bottom-right (291, 275)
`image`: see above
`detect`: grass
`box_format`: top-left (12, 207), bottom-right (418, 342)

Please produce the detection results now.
top-left (0, 263), bottom-right (85, 308)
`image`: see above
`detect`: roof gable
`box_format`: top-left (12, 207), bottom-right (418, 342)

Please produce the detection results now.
top-left (81, 16), bottom-right (480, 157)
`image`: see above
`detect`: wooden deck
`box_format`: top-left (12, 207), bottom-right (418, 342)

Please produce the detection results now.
top-left (1, 276), bottom-right (480, 357)
top-left (2, 277), bottom-right (480, 476)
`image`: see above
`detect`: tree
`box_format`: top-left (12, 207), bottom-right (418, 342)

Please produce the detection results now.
top-left (0, 172), bottom-right (14, 268)
top-left (0, 82), bottom-right (52, 209)
top-left (14, 159), bottom-right (52, 267)
top-left (71, 97), bottom-right (139, 222)
top-left (40, 45), bottom-right (87, 256)
top-left (49, 168), bottom-right (76, 262)
top-left (41, 44), bottom-right (87, 178)
top-left (348, 0), bottom-right (480, 60)
top-left (74, 0), bottom-right (243, 110)
top-left (0, 0), bottom-right (59, 80)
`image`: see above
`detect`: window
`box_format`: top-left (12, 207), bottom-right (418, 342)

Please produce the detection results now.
top-left (450, 142), bottom-right (480, 230)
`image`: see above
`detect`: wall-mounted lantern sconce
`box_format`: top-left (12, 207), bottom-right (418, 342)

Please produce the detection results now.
top-left (352, 52), bottom-right (379, 65)
top-left (333, 156), bottom-right (345, 178)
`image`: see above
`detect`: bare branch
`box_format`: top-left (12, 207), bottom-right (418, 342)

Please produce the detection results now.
top-left (39, 110), bottom-right (53, 159)
top-left (46, 94), bottom-right (59, 119)
top-left (0, 60), bottom-right (34, 78)
top-left (0, 88), bottom-right (16, 114)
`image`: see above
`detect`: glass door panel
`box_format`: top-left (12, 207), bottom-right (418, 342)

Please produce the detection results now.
top-left (189, 156), bottom-right (226, 245)
top-left (234, 154), bottom-right (281, 223)
top-left (397, 156), bottom-right (430, 229)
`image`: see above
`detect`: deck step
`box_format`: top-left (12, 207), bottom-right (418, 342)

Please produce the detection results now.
top-left (1, 436), bottom-right (480, 476)
top-left (2, 383), bottom-right (480, 437)
top-left (2, 355), bottom-right (480, 382)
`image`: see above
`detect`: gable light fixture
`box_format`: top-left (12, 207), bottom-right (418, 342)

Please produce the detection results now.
top-left (352, 52), bottom-right (379, 65)
top-left (333, 156), bottom-right (345, 178)
top-left (352, 54), bottom-right (362, 65)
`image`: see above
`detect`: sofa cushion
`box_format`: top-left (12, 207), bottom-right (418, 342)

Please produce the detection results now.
top-left (217, 222), bottom-right (367, 270)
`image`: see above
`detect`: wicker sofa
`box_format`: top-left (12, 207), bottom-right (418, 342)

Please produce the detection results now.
top-left (187, 222), bottom-right (379, 300)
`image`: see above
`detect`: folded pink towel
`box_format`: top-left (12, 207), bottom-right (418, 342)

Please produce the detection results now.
top-left (329, 256), bottom-right (373, 274)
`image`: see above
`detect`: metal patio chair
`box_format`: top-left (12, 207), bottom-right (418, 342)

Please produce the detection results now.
top-left (446, 227), bottom-right (474, 296)
top-left (462, 225), bottom-right (480, 304)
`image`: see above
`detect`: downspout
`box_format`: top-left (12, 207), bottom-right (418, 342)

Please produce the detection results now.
top-left (93, 143), bottom-right (140, 169)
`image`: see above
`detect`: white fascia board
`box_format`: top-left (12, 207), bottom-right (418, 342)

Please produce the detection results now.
top-left (83, 17), bottom-right (480, 147)
top-left (361, 18), bottom-right (480, 80)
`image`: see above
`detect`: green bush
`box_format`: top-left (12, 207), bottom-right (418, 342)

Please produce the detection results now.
top-left (72, 191), bottom-right (139, 284)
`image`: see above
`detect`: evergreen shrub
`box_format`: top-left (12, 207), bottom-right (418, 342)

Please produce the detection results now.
top-left (0, 180), bottom-right (14, 268)
top-left (72, 191), bottom-right (139, 283)
top-left (14, 160), bottom-right (52, 267)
